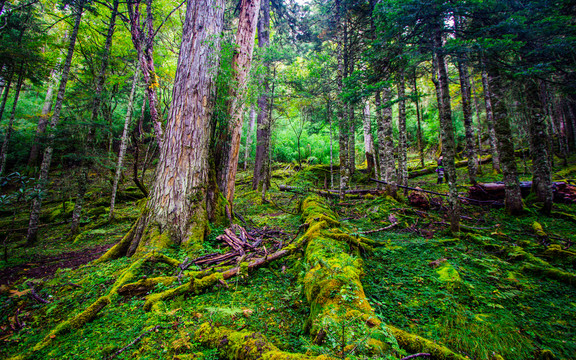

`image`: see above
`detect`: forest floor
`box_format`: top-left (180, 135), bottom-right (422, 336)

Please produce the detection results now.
top-left (1, 158), bottom-right (576, 359)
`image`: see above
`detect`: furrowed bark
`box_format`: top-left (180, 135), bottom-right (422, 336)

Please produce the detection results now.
top-left (376, 89), bottom-right (396, 196)
top-left (434, 28), bottom-right (460, 233)
top-left (457, 58), bottom-right (478, 184)
top-left (335, 0), bottom-right (349, 200)
top-left (252, 0), bottom-right (271, 192)
top-left (413, 71), bottom-right (424, 169)
top-left (109, 68), bottom-right (140, 220)
top-left (218, 0), bottom-right (261, 220)
top-left (26, 4), bottom-right (84, 246)
top-left (363, 100), bottom-right (376, 177)
top-left (397, 70), bottom-right (408, 189)
top-left (126, 0), bottom-right (225, 255)
top-left (481, 67), bottom-right (500, 172)
top-left (487, 68), bottom-right (523, 214)
top-left (243, 105), bottom-right (256, 171)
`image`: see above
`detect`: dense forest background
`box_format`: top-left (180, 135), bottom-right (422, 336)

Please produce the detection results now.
top-left (1, 0), bottom-right (576, 359)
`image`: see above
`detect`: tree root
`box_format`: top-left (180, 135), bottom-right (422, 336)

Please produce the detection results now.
top-left (387, 326), bottom-right (467, 360)
top-left (193, 322), bottom-right (327, 360)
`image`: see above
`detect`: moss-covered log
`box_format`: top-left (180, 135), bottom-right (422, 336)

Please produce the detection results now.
top-left (387, 326), bottom-right (467, 360)
top-left (194, 322), bottom-right (329, 360)
top-left (299, 196), bottom-right (398, 357)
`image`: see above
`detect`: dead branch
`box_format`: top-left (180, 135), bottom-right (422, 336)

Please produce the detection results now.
top-left (108, 325), bottom-right (161, 359)
top-left (357, 223), bottom-right (398, 235)
top-left (400, 354), bottom-right (431, 360)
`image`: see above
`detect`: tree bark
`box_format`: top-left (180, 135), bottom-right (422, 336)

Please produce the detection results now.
top-left (397, 70), bottom-right (408, 189)
top-left (0, 64), bottom-right (24, 176)
top-left (252, 0), bottom-right (271, 192)
top-left (487, 68), bottom-right (524, 215)
top-left (218, 0), bottom-right (261, 220)
top-left (125, 0), bottom-right (225, 255)
top-left (362, 100), bottom-right (376, 177)
top-left (109, 68), bottom-right (140, 220)
top-left (26, 4), bottom-right (84, 245)
top-left (413, 72), bottom-right (424, 169)
top-left (28, 68), bottom-right (57, 167)
top-left (481, 67), bottom-right (501, 172)
top-left (335, 0), bottom-right (349, 200)
top-left (376, 89), bottom-right (396, 196)
top-left (348, 104), bottom-right (355, 176)
top-left (0, 67), bottom-right (13, 126)
top-left (127, 0), bottom-right (164, 147)
top-left (243, 105), bottom-right (256, 171)
top-left (527, 80), bottom-right (553, 215)
top-left (457, 58), bottom-right (478, 184)
top-left (434, 28), bottom-right (460, 233)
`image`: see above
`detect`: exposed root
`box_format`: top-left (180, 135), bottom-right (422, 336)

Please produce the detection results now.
top-left (387, 326), bottom-right (467, 360)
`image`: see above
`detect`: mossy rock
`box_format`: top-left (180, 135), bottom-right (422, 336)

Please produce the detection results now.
top-left (87, 206), bottom-right (108, 218)
top-left (46, 201), bottom-right (75, 222)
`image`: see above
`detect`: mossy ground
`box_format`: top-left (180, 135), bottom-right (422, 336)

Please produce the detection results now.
top-left (1, 157), bottom-right (576, 359)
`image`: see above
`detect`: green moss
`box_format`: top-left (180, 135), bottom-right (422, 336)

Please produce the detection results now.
top-left (436, 262), bottom-right (462, 282)
top-left (387, 325), bottom-right (467, 360)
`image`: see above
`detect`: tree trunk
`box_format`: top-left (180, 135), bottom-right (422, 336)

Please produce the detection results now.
top-left (127, 0), bottom-right (164, 147)
top-left (397, 70), bottom-right (408, 189)
top-left (0, 67), bottom-right (13, 125)
top-left (335, 0), bottom-right (349, 200)
top-left (434, 29), bottom-right (460, 233)
top-left (109, 68), bottom-right (140, 220)
top-left (26, 5), bottom-right (84, 245)
top-left (243, 105), bottom-right (256, 171)
top-left (218, 0), bottom-right (261, 220)
top-left (124, 0), bottom-right (225, 256)
top-left (376, 89), bottom-right (396, 196)
top-left (0, 64), bottom-right (24, 176)
top-left (413, 72), bottom-right (424, 169)
top-left (481, 67), bottom-right (501, 172)
top-left (327, 97), bottom-right (334, 189)
top-left (28, 68), bottom-right (57, 167)
top-left (252, 0), bottom-right (271, 192)
top-left (470, 74), bottom-right (484, 174)
top-left (527, 80), bottom-right (553, 215)
top-left (487, 68), bottom-right (524, 215)
top-left (348, 104), bottom-right (355, 176)
top-left (70, 168), bottom-right (88, 235)
top-left (457, 59), bottom-right (478, 184)
top-left (362, 100), bottom-right (376, 177)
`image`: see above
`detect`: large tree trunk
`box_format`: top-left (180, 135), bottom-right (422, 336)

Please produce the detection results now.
top-left (527, 80), bottom-right (553, 215)
top-left (376, 89), bottom-right (396, 196)
top-left (28, 68), bottom-right (57, 168)
top-left (0, 64), bottom-right (24, 176)
top-left (218, 0), bottom-right (261, 220)
top-left (26, 5), bottom-right (84, 245)
top-left (481, 67), bottom-right (501, 172)
top-left (362, 100), bottom-right (376, 177)
top-left (470, 74), bottom-right (484, 174)
top-left (335, 0), bottom-right (349, 200)
top-left (243, 105), bottom-right (256, 171)
top-left (434, 29), bottom-right (460, 234)
top-left (109, 68), bottom-right (140, 220)
top-left (348, 104), bottom-right (355, 176)
top-left (487, 68), bottom-right (524, 214)
top-left (252, 0), bottom-right (271, 192)
top-left (397, 70), bottom-right (408, 189)
top-left (457, 59), bottom-right (478, 184)
top-left (124, 0), bottom-right (225, 256)
top-left (127, 0), bottom-right (164, 147)
top-left (327, 97), bottom-right (334, 189)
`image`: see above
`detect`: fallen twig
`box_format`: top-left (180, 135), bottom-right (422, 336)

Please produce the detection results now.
top-left (357, 223), bottom-right (398, 235)
top-left (108, 325), bottom-right (162, 359)
top-left (400, 353), bottom-right (431, 360)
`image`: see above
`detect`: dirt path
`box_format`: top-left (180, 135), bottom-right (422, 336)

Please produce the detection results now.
top-left (0, 244), bottom-right (112, 286)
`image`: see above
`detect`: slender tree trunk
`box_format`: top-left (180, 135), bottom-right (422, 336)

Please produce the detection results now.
top-left (0, 64), bottom-right (24, 176)
top-left (127, 0), bottom-right (163, 147)
top-left (348, 104), bottom-right (355, 176)
top-left (0, 67), bottom-right (13, 123)
top-left (362, 100), bottom-right (376, 177)
top-left (70, 169), bottom-right (87, 235)
top-left (218, 0), bottom-right (261, 220)
top-left (434, 29), bottom-right (460, 233)
top-left (252, 0), bottom-right (271, 192)
top-left (470, 74), bottom-right (483, 174)
top-left (481, 67), bottom-right (501, 172)
top-left (123, 0), bottom-right (225, 255)
top-left (413, 73), bottom-right (424, 169)
top-left (243, 105), bottom-right (256, 171)
top-left (28, 68), bottom-right (57, 167)
top-left (527, 80), bottom-right (553, 215)
top-left (376, 89), bottom-right (396, 196)
top-left (335, 0), bottom-right (349, 200)
top-left (457, 59), bottom-right (478, 184)
top-left (27, 5), bottom-right (84, 245)
top-left (487, 68), bottom-right (523, 215)
top-left (327, 97), bottom-right (334, 189)
top-left (397, 71), bottom-right (408, 189)
top-left (109, 68), bottom-right (140, 220)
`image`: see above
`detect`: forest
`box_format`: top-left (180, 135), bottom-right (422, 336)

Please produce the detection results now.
top-left (1, 0), bottom-right (576, 359)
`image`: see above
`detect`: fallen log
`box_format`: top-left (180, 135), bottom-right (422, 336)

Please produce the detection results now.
top-left (467, 181), bottom-right (576, 204)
